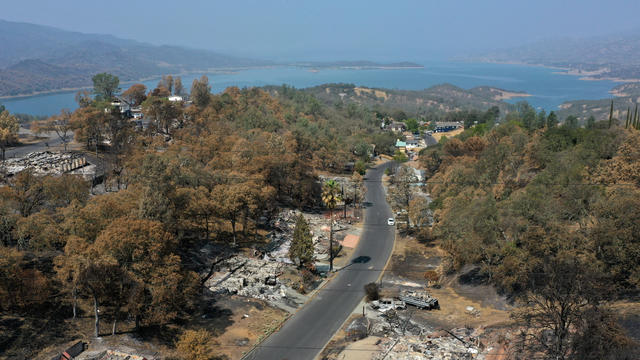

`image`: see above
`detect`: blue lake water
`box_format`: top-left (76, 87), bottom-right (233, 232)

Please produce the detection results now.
top-left (0, 61), bottom-right (621, 116)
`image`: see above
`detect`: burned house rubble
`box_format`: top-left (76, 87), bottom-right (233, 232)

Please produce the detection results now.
top-left (3, 151), bottom-right (96, 180)
top-left (203, 174), bottom-right (362, 311)
top-left (338, 310), bottom-right (488, 360)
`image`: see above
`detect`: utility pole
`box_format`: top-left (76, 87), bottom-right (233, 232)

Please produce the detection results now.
top-left (342, 183), bottom-right (346, 219)
top-left (353, 183), bottom-right (357, 219)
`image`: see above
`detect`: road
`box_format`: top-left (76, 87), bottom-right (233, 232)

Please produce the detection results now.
top-left (4, 128), bottom-right (67, 159)
top-left (244, 162), bottom-right (396, 360)
top-left (424, 134), bottom-right (438, 147)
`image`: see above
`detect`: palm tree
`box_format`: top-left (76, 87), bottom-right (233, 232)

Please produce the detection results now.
top-left (322, 179), bottom-right (341, 271)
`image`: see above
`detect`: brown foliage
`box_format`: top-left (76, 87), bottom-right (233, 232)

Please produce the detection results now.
top-left (121, 83), bottom-right (148, 106)
top-left (443, 138), bottom-right (465, 157)
top-left (175, 329), bottom-right (215, 360)
top-left (463, 136), bottom-right (487, 154)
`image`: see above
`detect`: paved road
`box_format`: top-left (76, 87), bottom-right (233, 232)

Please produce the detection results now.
top-left (4, 129), bottom-right (67, 159)
top-left (244, 162), bottom-right (396, 360)
top-left (424, 134), bottom-right (438, 147)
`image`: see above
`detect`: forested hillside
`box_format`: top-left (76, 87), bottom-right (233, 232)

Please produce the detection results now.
top-left (0, 78), bottom-right (389, 358)
top-left (471, 31), bottom-right (640, 80)
top-left (275, 83), bottom-right (521, 119)
top-left (0, 19), bottom-right (266, 97)
top-left (420, 118), bottom-right (640, 358)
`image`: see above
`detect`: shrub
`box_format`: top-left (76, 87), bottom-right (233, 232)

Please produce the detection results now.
top-left (364, 282), bottom-right (379, 301)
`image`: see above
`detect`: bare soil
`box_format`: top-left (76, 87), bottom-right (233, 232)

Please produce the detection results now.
top-left (381, 235), bottom-right (511, 330)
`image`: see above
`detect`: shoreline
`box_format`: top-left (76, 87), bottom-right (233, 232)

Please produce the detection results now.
top-left (471, 59), bottom-right (639, 84)
top-left (0, 66), bottom-right (279, 100)
top-left (0, 64), bottom-right (424, 100)
top-left (494, 90), bottom-right (531, 100)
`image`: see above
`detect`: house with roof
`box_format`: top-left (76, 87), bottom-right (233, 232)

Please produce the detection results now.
top-left (406, 138), bottom-right (425, 149)
top-left (389, 122), bottom-right (406, 133)
top-left (395, 139), bottom-right (407, 152)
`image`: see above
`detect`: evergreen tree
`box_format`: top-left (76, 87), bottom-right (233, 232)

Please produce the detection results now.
top-left (289, 214), bottom-right (314, 267)
top-left (92, 73), bottom-right (120, 101)
top-left (565, 115), bottom-right (579, 129)
top-left (546, 111), bottom-right (558, 128)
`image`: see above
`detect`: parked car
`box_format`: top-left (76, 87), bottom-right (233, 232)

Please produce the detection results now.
top-left (387, 217), bottom-right (395, 226)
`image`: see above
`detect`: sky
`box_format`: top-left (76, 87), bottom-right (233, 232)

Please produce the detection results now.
top-left (2, 0), bottom-right (640, 61)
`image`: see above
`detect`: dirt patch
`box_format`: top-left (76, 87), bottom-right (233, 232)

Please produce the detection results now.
top-left (18, 294), bottom-right (287, 360)
top-left (207, 296), bottom-right (288, 359)
top-left (431, 128), bottom-right (464, 141)
top-left (382, 235), bottom-right (511, 330)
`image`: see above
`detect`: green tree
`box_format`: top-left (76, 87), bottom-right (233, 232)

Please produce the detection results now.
top-left (289, 214), bottom-right (314, 267)
top-left (354, 160), bottom-right (367, 175)
top-left (393, 150), bottom-right (408, 162)
top-left (92, 73), bottom-right (120, 101)
top-left (565, 115), bottom-right (579, 129)
top-left (546, 111), bottom-right (558, 128)
top-left (404, 118), bottom-right (419, 132)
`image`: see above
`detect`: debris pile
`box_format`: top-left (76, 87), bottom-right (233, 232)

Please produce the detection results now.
top-left (205, 256), bottom-right (286, 301)
top-left (399, 290), bottom-right (439, 310)
top-left (358, 304), bottom-right (485, 359)
top-left (262, 209), bottom-right (351, 263)
top-left (374, 332), bottom-right (481, 360)
top-left (346, 317), bottom-right (370, 341)
top-left (4, 151), bottom-right (93, 178)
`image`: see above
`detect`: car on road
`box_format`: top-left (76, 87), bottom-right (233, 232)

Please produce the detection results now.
top-left (387, 217), bottom-right (395, 226)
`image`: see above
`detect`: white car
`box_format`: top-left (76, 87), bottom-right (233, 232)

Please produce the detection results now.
top-left (387, 218), bottom-right (395, 226)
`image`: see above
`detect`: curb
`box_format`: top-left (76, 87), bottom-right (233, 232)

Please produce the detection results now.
top-left (240, 258), bottom-right (339, 359)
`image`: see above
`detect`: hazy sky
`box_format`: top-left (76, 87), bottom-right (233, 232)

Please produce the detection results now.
top-left (3, 0), bottom-right (640, 61)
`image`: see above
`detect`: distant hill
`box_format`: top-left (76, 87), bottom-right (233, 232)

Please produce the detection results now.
top-left (291, 61), bottom-right (424, 69)
top-left (0, 19), bottom-right (268, 97)
top-left (265, 83), bottom-right (522, 117)
top-left (557, 83), bottom-right (640, 123)
top-left (469, 31), bottom-right (640, 81)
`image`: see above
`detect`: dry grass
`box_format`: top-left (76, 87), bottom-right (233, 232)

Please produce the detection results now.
top-left (385, 235), bottom-right (511, 329)
top-left (431, 128), bottom-right (464, 141)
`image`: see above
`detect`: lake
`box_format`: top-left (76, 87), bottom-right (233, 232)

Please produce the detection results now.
top-left (0, 61), bottom-right (621, 116)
